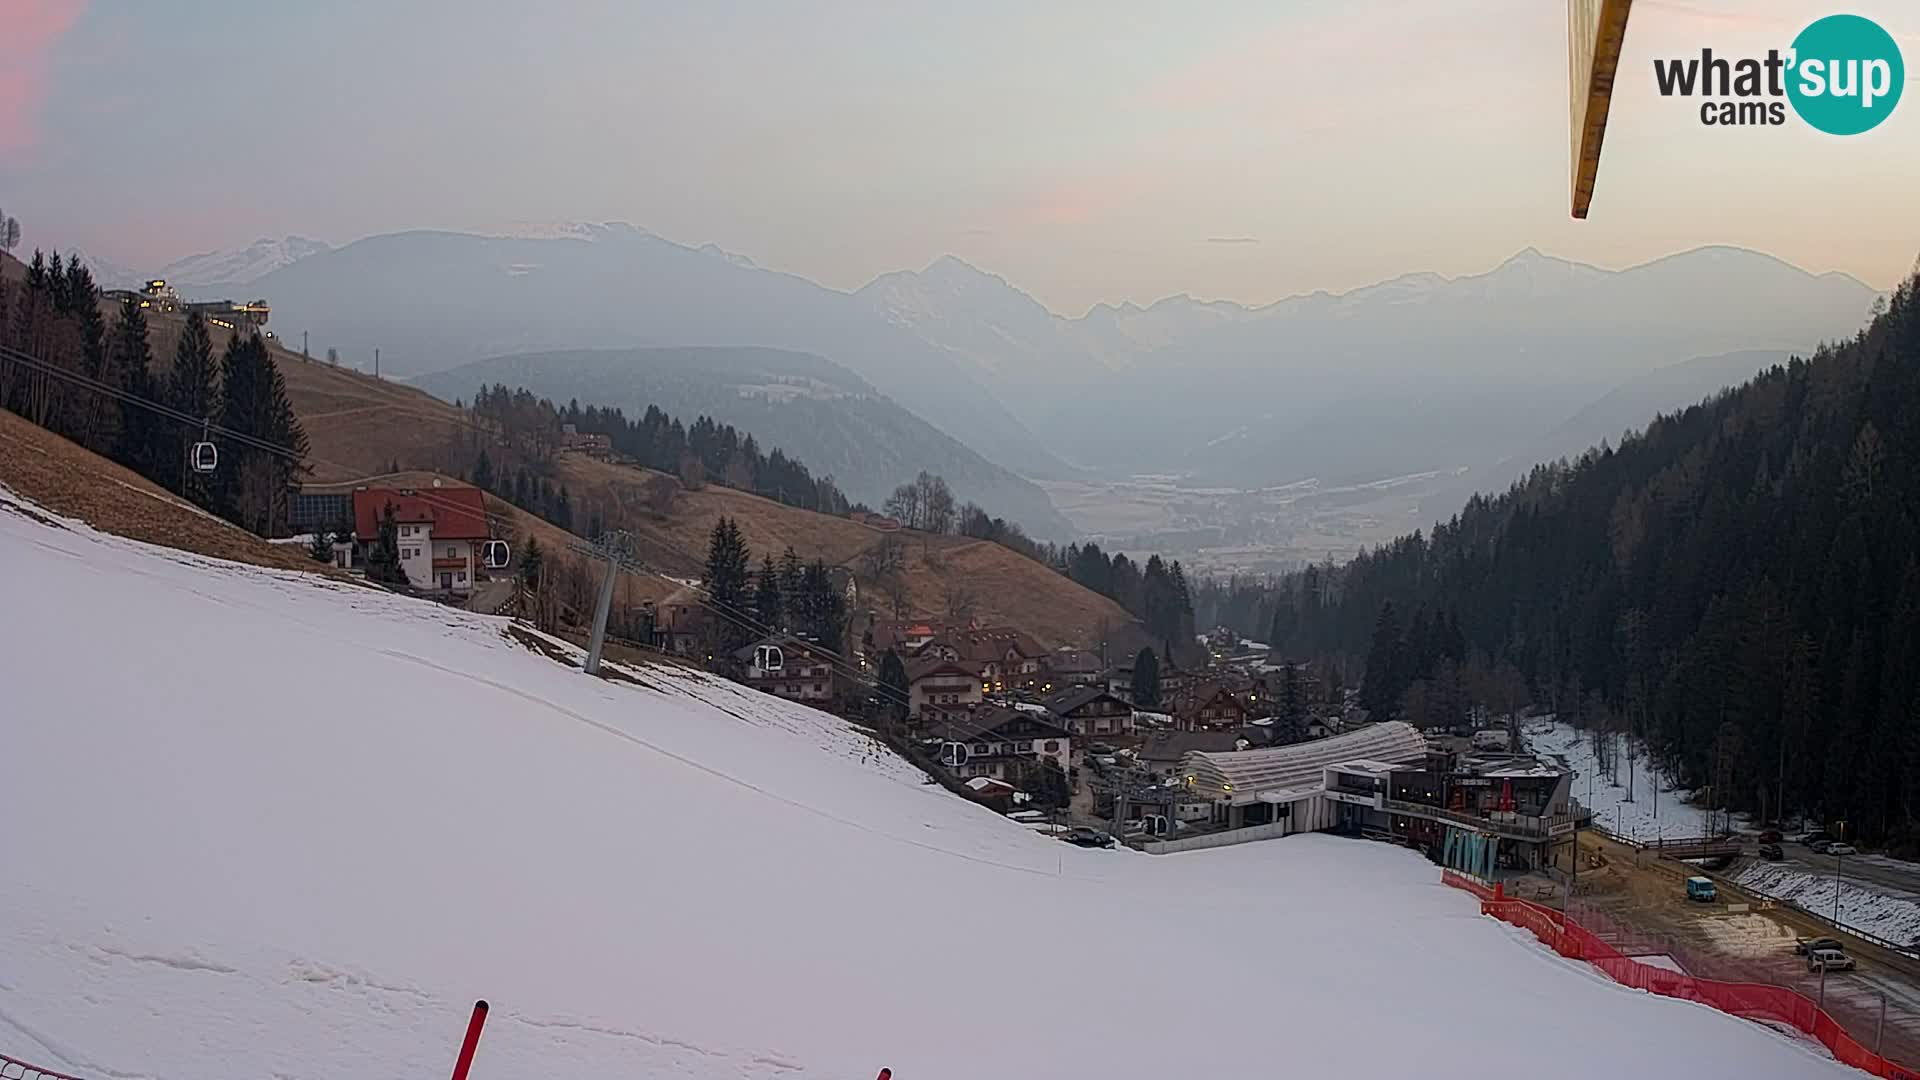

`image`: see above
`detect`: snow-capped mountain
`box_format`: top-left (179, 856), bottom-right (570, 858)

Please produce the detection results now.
top-left (150, 236), bottom-right (331, 293)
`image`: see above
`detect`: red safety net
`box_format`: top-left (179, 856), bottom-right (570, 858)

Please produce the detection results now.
top-left (1442, 874), bottom-right (1920, 1079)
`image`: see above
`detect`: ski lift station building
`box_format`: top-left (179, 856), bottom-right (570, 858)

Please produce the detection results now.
top-left (1179, 721), bottom-right (1431, 835)
top-left (1172, 720), bottom-right (1585, 870)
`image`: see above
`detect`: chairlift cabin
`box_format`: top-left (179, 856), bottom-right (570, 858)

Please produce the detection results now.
top-left (754, 643), bottom-right (785, 673)
top-left (940, 741), bottom-right (969, 768)
top-left (190, 441), bottom-right (218, 474)
top-left (481, 539), bottom-right (511, 570)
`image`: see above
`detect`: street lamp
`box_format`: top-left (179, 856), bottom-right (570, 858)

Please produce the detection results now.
top-left (1833, 848), bottom-right (1846, 928)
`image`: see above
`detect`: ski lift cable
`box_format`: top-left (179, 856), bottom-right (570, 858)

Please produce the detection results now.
top-left (3, 344), bottom-right (910, 706)
top-left (0, 343), bottom-right (307, 463)
top-left (551, 536), bottom-right (908, 708)
top-left (0, 343), bottom-right (508, 533)
top-left (597, 562), bottom-right (915, 711)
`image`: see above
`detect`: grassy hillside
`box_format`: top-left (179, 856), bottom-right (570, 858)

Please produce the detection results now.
top-left (417, 346), bottom-right (1076, 537)
top-left (0, 407), bottom-right (344, 578)
top-left (132, 306), bottom-right (1130, 646)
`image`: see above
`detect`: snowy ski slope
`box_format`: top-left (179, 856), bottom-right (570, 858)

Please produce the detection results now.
top-left (0, 488), bottom-right (1859, 1079)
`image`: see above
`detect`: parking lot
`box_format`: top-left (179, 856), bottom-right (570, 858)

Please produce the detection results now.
top-left (1567, 832), bottom-right (1920, 1065)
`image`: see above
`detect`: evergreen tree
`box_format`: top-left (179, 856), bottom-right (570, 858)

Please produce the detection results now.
top-left (878, 648), bottom-right (910, 728)
top-left (214, 334), bottom-right (308, 535)
top-left (1359, 601), bottom-right (1406, 721)
top-left (1276, 661), bottom-right (1307, 744)
top-left (778, 545), bottom-right (804, 614)
top-left (309, 530), bottom-right (335, 563)
top-left (363, 505), bottom-right (408, 586)
top-left (107, 294), bottom-right (164, 479)
top-left (797, 559), bottom-right (847, 648)
top-left (702, 517), bottom-right (753, 656)
top-left (520, 535), bottom-right (545, 593)
top-left (1130, 647), bottom-right (1161, 708)
top-left (473, 449), bottom-right (495, 492)
top-left (754, 552), bottom-right (784, 631)
top-left (165, 311), bottom-right (218, 505)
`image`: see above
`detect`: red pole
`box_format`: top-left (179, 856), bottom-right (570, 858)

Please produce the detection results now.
top-left (876, 1070), bottom-right (892, 1080)
top-left (450, 1000), bottom-right (489, 1080)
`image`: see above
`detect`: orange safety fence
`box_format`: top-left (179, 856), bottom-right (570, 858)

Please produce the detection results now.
top-left (1442, 872), bottom-right (1920, 1080)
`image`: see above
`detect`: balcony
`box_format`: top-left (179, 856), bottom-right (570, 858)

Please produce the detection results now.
top-left (1382, 797), bottom-right (1589, 842)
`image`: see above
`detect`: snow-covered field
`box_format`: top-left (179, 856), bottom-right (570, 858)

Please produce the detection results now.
top-left (1525, 720), bottom-right (1719, 840)
top-left (0, 490), bottom-right (1861, 1079)
top-left (1737, 863), bottom-right (1920, 948)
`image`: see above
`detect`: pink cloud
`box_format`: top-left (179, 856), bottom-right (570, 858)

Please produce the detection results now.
top-left (0, 0), bottom-right (85, 155)
top-left (999, 170), bottom-right (1165, 229)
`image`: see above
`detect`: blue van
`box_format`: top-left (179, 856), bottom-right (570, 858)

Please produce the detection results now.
top-left (1686, 876), bottom-right (1717, 902)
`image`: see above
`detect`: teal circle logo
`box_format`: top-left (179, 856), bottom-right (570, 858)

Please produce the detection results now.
top-left (1787, 14), bottom-right (1904, 135)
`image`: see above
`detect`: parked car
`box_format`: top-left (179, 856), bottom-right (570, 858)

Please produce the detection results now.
top-left (1794, 937), bottom-right (1845, 956)
top-left (1828, 843), bottom-right (1858, 856)
top-left (1807, 948), bottom-right (1856, 973)
top-left (1758, 828), bottom-right (1784, 843)
top-left (1064, 826), bottom-right (1115, 849)
top-left (1797, 831), bottom-right (1832, 846)
top-left (1809, 839), bottom-right (1834, 854)
top-left (1685, 876), bottom-right (1718, 902)
top-left (1089, 743), bottom-right (1117, 756)
top-left (1758, 843), bottom-right (1784, 861)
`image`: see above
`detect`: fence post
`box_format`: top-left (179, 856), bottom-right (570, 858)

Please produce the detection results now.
top-left (451, 1000), bottom-right (489, 1080)
top-left (1878, 992), bottom-right (1886, 1055)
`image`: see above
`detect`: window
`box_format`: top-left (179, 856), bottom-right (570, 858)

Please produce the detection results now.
top-left (447, 546), bottom-right (456, 558)
top-left (1044, 740), bottom-right (1059, 752)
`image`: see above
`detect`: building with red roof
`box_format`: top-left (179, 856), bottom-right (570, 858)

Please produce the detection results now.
top-left (350, 486), bottom-right (493, 593)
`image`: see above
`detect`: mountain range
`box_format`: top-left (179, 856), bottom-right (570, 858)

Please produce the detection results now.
top-left (415, 345), bottom-right (1075, 537)
top-left (89, 236), bottom-right (330, 294)
top-left (111, 226), bottom-right (1882, 531)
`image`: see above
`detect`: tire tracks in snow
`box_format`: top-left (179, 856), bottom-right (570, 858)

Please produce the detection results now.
top-left (373, 646), bottom-right (1064, 881)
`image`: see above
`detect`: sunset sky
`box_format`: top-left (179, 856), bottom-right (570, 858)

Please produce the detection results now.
top-left (4, 0), bottom-right (1916, 312)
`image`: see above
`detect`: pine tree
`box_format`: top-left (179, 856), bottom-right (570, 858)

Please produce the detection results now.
top-left (779, 545), bottom-right (804, 614)
top-left (473, 449), bottom-right (495, 493)
top-left (309, 530), bottom-right (334, 563)
top-left (520, 535), bottom-right (545, 593)
top-left (363, 505), bottom-right (408, 586)
top-left (1131, 646), bottom-right (1161, 708)
top-left (754, 553), bottom-right (784, 631)
top-left (702, 517), bottom-right (753, 656)
top-left (214, 334), bottom-right (308, 534)
top-left (1277, 661), bottom-right (1307, 744)
top-left (165, 311), bottom-right (219, 505)
top-left (107, 294), bottom-right (164, 479)
top-left (1360, 601), bottom-right (1406, 721)
top-left (878, 648), bottom-right (910, 728)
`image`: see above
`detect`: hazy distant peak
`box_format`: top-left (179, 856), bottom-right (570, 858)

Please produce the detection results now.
top-left (696, 241), bottom-right (757, 268)
top-left (153, 236), bottom-right (331, 291)
top-left (1492, 246), bottom-right (1579, 273)
top-left (474, 221), bottom-right (658, 242)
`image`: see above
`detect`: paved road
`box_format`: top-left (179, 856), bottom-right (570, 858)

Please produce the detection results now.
top-left (463, 579), bottom-right (516, 615)
top-left (1769, 845), bottom-right (1920, 904)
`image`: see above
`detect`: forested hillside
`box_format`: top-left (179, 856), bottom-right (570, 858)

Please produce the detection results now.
top-left (1270, 272), bottom-right (1920, 844)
